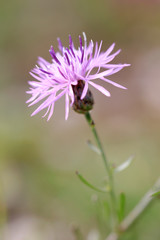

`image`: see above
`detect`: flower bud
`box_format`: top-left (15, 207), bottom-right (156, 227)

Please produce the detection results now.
top-left (72, 80), bottom-right (94, 114)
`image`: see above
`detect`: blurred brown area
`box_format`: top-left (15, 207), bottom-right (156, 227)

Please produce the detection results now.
top-left (0, 0), bottom-right (160, 239)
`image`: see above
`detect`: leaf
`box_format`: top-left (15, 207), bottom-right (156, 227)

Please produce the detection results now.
top-left (151, 190), bottom-right (160, 198)
top-left (87, 140), bottom-right (101, 155)
top-left (76, 171), bottom-right (107, 193)
top-left (118, 192), bottom-right (126, 222)
top-left (115, 155), bottom-right (134, 173)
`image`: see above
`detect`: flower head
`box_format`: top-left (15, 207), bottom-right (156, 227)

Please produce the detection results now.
top-left (26, 33), bottom-right (130, 120)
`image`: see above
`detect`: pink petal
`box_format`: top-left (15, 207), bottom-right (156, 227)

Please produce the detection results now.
top-left (108, 67), bottom-right (124, 75)
top-left (83, 32), bottom-right (87, 48)
top-left (101, 77), bottom-right (127, 89)
top-left (38, 57), bottom-right (50, 66)
top-left (26, 92), bottom-right (40, 103)
top-left (97, 40), bottom-right (103, 57)
top-left (87, 69), bottom-right (114, 80)
top-left (28, 81), bottom-right (42, 87)
top-left (47, 103), bottom-right (55, 121)
top-left (104, 43), bottom-right (115, 57)
top-left (30, 72), bottom-right (42, 81)
top-left (105, 49), bottom-right (121, 62)
top-left (102, 63), bottom-right (130, 68)
top-left (42, 105), bottom-right (51, 118)
top-left (81, 81), bottom-right (88, 100)
top-left (31, 94), bottom-right (55, 116)
top-left (28, 91), bottom-right (51, 106)
top-left (31, 90), bottom-right (66, 116)
top-left (65, 93), bottom-right (69, 120)
top-left (89, 81), bottom-right (110, 97)
top-left (69, 85), bottom-right (74, 106)
top-left (94, 42), bottom-right (98, 58)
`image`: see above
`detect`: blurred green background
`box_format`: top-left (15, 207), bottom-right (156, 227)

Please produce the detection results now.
top-left (0, 0), bottom-right (160, 239)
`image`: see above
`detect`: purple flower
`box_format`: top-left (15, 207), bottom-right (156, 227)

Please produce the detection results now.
top-left (26, 33), bottom-right (130, 121)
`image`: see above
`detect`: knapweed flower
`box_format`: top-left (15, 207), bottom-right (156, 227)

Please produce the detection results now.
top-left (26, 33), bottom-right (130, 120)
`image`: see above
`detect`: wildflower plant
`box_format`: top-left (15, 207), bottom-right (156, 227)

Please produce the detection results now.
top-left (27, 33), bottom-right (160, 240)
top-left (26, 33), bottom-right (129, 120)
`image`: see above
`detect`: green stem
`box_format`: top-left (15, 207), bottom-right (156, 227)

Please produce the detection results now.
top-left (105, 177), bottom-right (160, 240)
top-left (85, 112), bottom-right (117, 228)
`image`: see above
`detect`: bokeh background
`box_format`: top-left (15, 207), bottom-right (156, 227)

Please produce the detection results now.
top-left (0, 0), bottom-right (160, 239)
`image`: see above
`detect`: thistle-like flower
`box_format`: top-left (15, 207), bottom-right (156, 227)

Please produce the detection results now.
top-left (26, 33), bottom-right (130, 120)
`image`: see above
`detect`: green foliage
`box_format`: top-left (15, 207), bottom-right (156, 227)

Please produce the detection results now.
top-left (151, 191), bottom-right (160, 198)
top-left (114, 155), bottom-right (134, 173)
top-left (76, 171), bottom-right (108, 193)
top-left (118, 192), bottom-right (126, 222)
top-left (87, 140), bottom-right (101, 155)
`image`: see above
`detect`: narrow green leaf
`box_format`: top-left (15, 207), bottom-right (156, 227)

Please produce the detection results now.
top-left (115, 155), bottom-right (134, 173)
top-left (118, 192), bottom-right (126, 222)
top-left (151, 190), bottom-right (160, 198)
top-left (87, 140), bottom-right (101, 155)
top-left (76, 171), bottom-right (107, 193)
